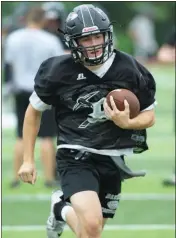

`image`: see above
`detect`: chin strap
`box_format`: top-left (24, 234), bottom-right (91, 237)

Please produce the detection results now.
top-left (57, 27), bottom-right (65, 35)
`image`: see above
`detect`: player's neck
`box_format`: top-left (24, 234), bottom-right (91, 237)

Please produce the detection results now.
top-left (84, 53), bottom-right (115, 71)
top-left (85, 63), bottom-right (104, 71)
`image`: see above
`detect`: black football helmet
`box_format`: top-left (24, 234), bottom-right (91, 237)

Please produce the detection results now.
top-left (64, 4), bottom-right (114, 66)
top-left (42, 2), bottom-right (66, 29)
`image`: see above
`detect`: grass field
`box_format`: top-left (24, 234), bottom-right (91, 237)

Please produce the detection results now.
top-left (2, 64), bottom-right (175, 238)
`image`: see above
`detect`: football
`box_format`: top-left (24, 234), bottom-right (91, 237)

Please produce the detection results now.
top-left (106, 89), bottom-right (140, 119)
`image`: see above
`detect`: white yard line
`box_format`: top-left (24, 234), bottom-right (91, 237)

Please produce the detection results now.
top-left (2, 224), bottom-right (175, 231)
top-left (2, 193), bottom-right (175, 202)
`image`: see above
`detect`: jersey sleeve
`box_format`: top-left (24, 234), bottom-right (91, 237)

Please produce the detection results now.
top-left (34, 57), bottom-right (59, 106)
top-left (136, 70), bottom-right (156, 111)
top-left (29, 91), bottom-right (52, 111)
top-left (118, 67), bottom-right (156, 112)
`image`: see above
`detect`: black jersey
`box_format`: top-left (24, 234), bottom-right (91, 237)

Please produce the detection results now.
top-left (34, 49), bottom-right (156, 154)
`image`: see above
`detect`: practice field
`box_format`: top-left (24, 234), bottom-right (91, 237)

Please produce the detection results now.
top-left (2, 64), bottom-right (175, 238)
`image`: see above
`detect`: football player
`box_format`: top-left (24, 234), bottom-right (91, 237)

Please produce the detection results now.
top-left (18, 4), bottom-right (157, 238)
top-left (157, 28), bottom-right (175, 63)
top-left (41, 1), bottom-right (69, 53)
top-left (4, 7), bottom-right (65, 188)
top-left (157, 28), bottom-right (175, 186)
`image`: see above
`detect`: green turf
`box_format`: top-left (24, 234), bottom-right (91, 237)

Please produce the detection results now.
top-left (2, 230), bottom-right (175, 238)
top-left (2, 199), bottom-right (175, 225)
top-left (2, 64), bottom-right (175, 238)
top-left (2, 174), bottom-right (175, 195)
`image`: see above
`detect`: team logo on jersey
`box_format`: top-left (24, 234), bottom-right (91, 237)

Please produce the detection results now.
top-left (77, 73), bottom-right (87, 80)
top-left (73, 91), bottom-right (99, 111)
top-left (73, 91), bottom-right (107, 128)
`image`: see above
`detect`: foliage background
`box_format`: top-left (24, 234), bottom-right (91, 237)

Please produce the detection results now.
top-left (1, 1), bottom-right (175, 54)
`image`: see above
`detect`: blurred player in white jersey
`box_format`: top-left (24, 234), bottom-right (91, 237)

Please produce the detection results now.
top-left (3, 7), bottom-right (65, 188)
top-left (157, 28), bottom-right (175, 186)
top-left (128, 5), bottom-right (158, 63)
top-left (2, 3), bottom-right (31, 68)
top-left (41, 1), bottom-right (69, 53)
top-left (157, 28), bottom-right (175, 64)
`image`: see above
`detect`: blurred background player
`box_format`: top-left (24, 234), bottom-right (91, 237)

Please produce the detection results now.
top-left (157, 28), bottom-right (175, 186)
top-left (2, 16), bottom-right (13, 47)
top-left (10, 2), bottom-right (31, 30)
top-left (2, 3), bottom-right (31, 67)
top-left (2, 2), bottom-right (30, 34)
top-left (3, 6), bottom-right (65, 188)
top-left (157, 28), bottom-right (175, 64)
top-left (41, 1), bottom-right (69, 53)
top-left (128, 4), bottom-right (158, 63)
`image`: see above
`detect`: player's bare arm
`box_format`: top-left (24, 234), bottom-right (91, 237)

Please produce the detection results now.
top-left (23, 104), bottom-right (42, 161)
top-left (126, 109), bottom-right (155, 129)
top-left (104, 96), bottom-right (155, 130)
top-left (18, 104), bottom-right (42, 184)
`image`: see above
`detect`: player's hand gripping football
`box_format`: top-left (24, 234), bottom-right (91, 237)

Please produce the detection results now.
top-left (18, 162), bottom-right (37, 185)
top-left (104, 96), bottom-right (131, 129)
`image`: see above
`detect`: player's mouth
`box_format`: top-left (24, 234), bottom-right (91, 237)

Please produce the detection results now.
top-left (90, 49), bottom-right (102, 57)
top-left (91, 49), bottom-right (100, 54)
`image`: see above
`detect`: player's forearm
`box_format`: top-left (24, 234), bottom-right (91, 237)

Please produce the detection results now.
top-left (23, 104), bottom-right (42, 163)
top-left (128, 110), bottom-right (155, 130)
